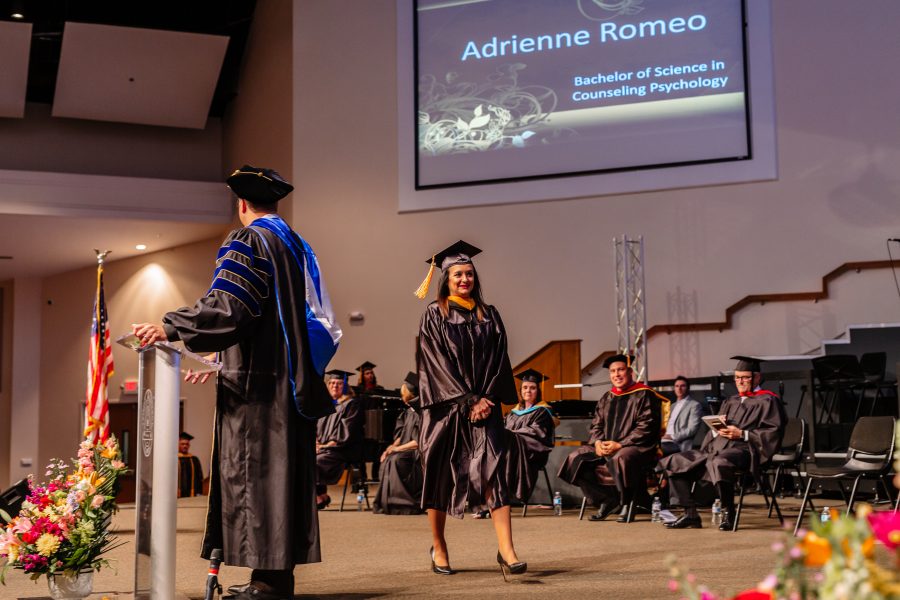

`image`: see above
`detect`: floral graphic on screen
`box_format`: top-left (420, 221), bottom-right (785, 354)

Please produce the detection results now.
top-left (577, 0), bottom-right (645, 21)
top-left (418, 63), bottom-right (560, 156)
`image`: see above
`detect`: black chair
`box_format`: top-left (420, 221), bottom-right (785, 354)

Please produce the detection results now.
top-left (766, 418), bottom-right (807, 515)
top-left (731, 466), bottom-right (783, 532)
top-left (811, 355), bottom-right (866, 425)
top-left (859, 352), bottom-right (896, 418)
top-left (0, 479), bottom-right (29, 519)
top-left (339, 463), bottom-right (372, 512)
top-left (792, 416), bottom-right (897, 536)
top-left (521, 466), bottom-right (554, 517)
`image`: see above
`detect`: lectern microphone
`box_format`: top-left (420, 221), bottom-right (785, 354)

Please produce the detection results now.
top-left (204, 548), bottom-right (223, 600)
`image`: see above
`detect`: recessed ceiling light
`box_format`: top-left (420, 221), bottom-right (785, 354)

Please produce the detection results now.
top-left (11, 12), bottom-right (23, 19)
top-left (135, 244), bottom-right (147, 251)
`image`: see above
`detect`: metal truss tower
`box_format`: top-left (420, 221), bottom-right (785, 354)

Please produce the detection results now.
top-left (614, 235), bottom-right (648, 382)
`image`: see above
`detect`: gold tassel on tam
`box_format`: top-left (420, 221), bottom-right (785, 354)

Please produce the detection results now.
top-left (414, 256), bottom-right (437, 299)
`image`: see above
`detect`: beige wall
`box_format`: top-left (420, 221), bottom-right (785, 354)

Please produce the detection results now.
top-left (37, 238), bottom-right (222, 481)
top-left (292, 0), bottom-right (900, 386)
top-left (223, 0), bottom-right (294, 223)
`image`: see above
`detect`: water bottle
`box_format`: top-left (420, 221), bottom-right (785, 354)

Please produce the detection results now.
top-left (711, 499), bottom-right (722, 526)
top-left (651, 496), bottom-right (662, 523)
top-left (553, 491), bottom-right (563, 516)
top-left (820, 507), bottom-right (830, 523)
top-left (356, 487), bottom-right (365, 511)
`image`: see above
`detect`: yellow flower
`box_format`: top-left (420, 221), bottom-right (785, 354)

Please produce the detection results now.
top-left (35, 533), bottom-right (61, 557)
top-left (801, 532), bottom-right (832, 567)
top-left (8, 544), bottom-right (19, 563)
top-left (100, 445), bottom-right (118, 459)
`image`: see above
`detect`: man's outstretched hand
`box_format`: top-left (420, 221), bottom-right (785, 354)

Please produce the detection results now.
top-left (132, 322), bottom-right (166, 347)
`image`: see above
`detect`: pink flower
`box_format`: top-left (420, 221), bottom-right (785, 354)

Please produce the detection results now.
top-left (112, 460), bottom-right (126, 469)
top-left (758, 574), bottom-right (778, 591)
top-left (74, 491), bottom-right (86, 503)
top-left (11, 518), bottom-right (32, 534)
top-left (91, 495), bottom-right (104, 509)
top-left (770, 542), bottom-right (784, 552)
top-left (788, 546), bottom-right (803, 560)
top-left (867, 511), bottom-right (900, 550)
top-left (668, 579), bottom-right (679, 592)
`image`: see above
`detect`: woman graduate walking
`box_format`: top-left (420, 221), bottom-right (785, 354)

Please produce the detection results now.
top-left (414, 240), bottom-right (525, 580)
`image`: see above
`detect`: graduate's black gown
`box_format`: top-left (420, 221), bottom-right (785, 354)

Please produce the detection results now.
top-left (503, 405), bottom-right (556, 503)
top-left (373, 402), bottom-right (424, 515)
top-left (163, 225), bottom-right (333, 570)
top-left (177, 454), bottom-right (203, 497)
top-left (316, 397), bottom-right (364, 488)
top-left (417, 300), bottom-right (518, 518)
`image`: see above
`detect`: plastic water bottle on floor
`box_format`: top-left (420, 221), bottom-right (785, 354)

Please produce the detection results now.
top-left (711, 499), bottom-right (722, 527)
top-left (820, 507), bottom-right (830, 523)
top-left (553, 491), bottom-right (563, 516)
top-left (356, 487), bottom-right (365, 511)
top-left (651, 496), bottom-right (662, 523)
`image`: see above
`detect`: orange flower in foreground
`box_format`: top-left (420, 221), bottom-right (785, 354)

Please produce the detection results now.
top-left (801, 531), bottom-right (832, 568)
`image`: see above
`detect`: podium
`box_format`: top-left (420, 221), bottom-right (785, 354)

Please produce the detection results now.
top-left (117, 334), bottom-right (221, 600)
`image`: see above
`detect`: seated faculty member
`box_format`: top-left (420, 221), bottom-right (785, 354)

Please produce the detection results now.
top-left (373, 372), bottom-right (424, 515)
top-left (661, 376), bottom-right (704, 456)
top-left (557, 354), bottom-right (665, 522)
top-left (177, 431), bottom-right (204, 498)
top-left (315, 369), bottom-right (365, 509)
top-left (661, 356), bottom-right (785, 531)
top-left (503, 368), bottom-right (557, 505)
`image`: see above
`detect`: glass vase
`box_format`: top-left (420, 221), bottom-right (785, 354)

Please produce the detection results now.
top-left (47, 570), bottom-right (94, 599)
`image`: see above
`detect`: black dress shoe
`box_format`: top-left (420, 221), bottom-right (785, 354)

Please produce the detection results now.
top-left (497, 550), bottom-right (527, 582)
top-left (588, 502), bottom-right (621, 521)
top-left (665, 514), bottom-right (702, 529)
top-left (222, 583), bottom-right (292, 600)
top-left (718, 518), bottom-right (735, 531)
top-left (616, 506), bottom-right (635, 523)
top-left (227, 582), bottom-right (252, 595)
top-left (430, 546), bottom-right (454, 575)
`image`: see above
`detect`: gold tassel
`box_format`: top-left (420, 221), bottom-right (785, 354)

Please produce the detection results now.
top-left (414, 256), bottom-right (437, 299)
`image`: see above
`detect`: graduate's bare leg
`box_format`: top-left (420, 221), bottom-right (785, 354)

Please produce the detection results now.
top-left (489, 504), bottom-right (521, 564)
top-left (427, 509), bottom-right (450, 566)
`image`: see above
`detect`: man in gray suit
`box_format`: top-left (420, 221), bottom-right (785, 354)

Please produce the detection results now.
top-left (661, 376), bottom-right (703, 456)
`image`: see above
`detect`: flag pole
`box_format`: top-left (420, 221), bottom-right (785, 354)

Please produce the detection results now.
top-left (85, 249), bottom-right (113, 443)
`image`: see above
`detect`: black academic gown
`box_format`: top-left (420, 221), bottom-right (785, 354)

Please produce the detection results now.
top-left (177, 454), bottom-right (203, 497)
top-left (417, 301), bottom-right (518, 518)
top-left (503, 404), bottom-right (556, 503)
top-left (557, 383), bottom-right (663, 504)
top-left (373, 401), bottom-right (424, 515)
top-left (660, 390), bottom-right (785, 486)
top-left (163, 225), bottom-right (332, 570)
top-left (316, 397), bottom-right (364, 487)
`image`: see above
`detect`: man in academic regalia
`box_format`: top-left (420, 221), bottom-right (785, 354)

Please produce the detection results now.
top-left (661, 356), bottom-right (785, 531)
top-left (177, 432), bottom-right (204, 498)
top-left (315, 369), bottom-right (365, 509)
top-left (373, 372), bottom-right (424, 515)
top-left (557, 354), bottom-right (665, 522)
top-left (132, 165), bottom-right (341, 600)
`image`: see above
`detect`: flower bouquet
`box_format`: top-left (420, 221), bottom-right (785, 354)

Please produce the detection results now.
top-left (666, 505), bottom-right (900, 600)
top-left (0, 436), bottom-right (128, 590)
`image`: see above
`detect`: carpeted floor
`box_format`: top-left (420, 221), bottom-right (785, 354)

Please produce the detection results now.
top-left (4, 490), bottom-right (820, 599)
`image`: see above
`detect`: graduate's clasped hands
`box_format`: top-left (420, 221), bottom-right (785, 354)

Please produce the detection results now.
top-left (469, 397), bottom-right (494, 422)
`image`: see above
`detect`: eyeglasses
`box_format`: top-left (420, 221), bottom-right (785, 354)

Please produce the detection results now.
top-left (734, 375), bottom-right (753, 381)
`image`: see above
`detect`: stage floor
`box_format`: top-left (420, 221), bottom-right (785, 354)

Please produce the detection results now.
top-left (3, 490), bottom-right (846, 599)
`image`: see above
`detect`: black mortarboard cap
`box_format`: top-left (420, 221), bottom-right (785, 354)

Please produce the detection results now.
top-left (179, 431), bottom-right (194, 440)
top-left (403, 371), bottom-right (419, 394)
top-left (602, 353), bottom-right (635, 369)
top-left (356, 361), bottom-right (377, 372)
top-left (731, 355), bottom-right (764, 373)
top-left (324, 369), bottom-right (355, 380)
top-left (515, 368), bottom-right (550, 383)
top-left (414, 240), bottom-right (482, 299)
top-left (226, 165), bottom-right (294, 204)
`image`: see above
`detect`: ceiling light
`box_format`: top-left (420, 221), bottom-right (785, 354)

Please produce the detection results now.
top-left (11, 12), bottom-right (24, 19)
top-left (135, 244), bottom-right (147, 251)
top-left (10, 0), bottom-right (23, 19)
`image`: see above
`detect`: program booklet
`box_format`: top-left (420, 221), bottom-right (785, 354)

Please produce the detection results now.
top-left (702, 414), bottom-right (728, 432)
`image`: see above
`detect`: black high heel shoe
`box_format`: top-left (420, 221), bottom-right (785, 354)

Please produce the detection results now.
top-left (430, 546), bottom-right (454, 575)
top-left (496, 551), bottom-right (527, 581)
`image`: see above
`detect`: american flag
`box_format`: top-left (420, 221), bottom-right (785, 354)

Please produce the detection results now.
top-left (85, 262), bottom-right (114, 442)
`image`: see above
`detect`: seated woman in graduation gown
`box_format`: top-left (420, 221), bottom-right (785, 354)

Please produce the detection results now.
top-left (504, 369), bottom-right (558, 504)
top-left (373, 372), bottom-right (424, 515)
top-left (315, 369), bottom-right (365, 509)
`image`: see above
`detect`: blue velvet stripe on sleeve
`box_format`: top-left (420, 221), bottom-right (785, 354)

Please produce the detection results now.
top-left (209, 277), bottom-right (262, 316)
top-left (214, 257), bottom-right (269, 300)
top-left (207, 237), bottom-right (271, 317)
